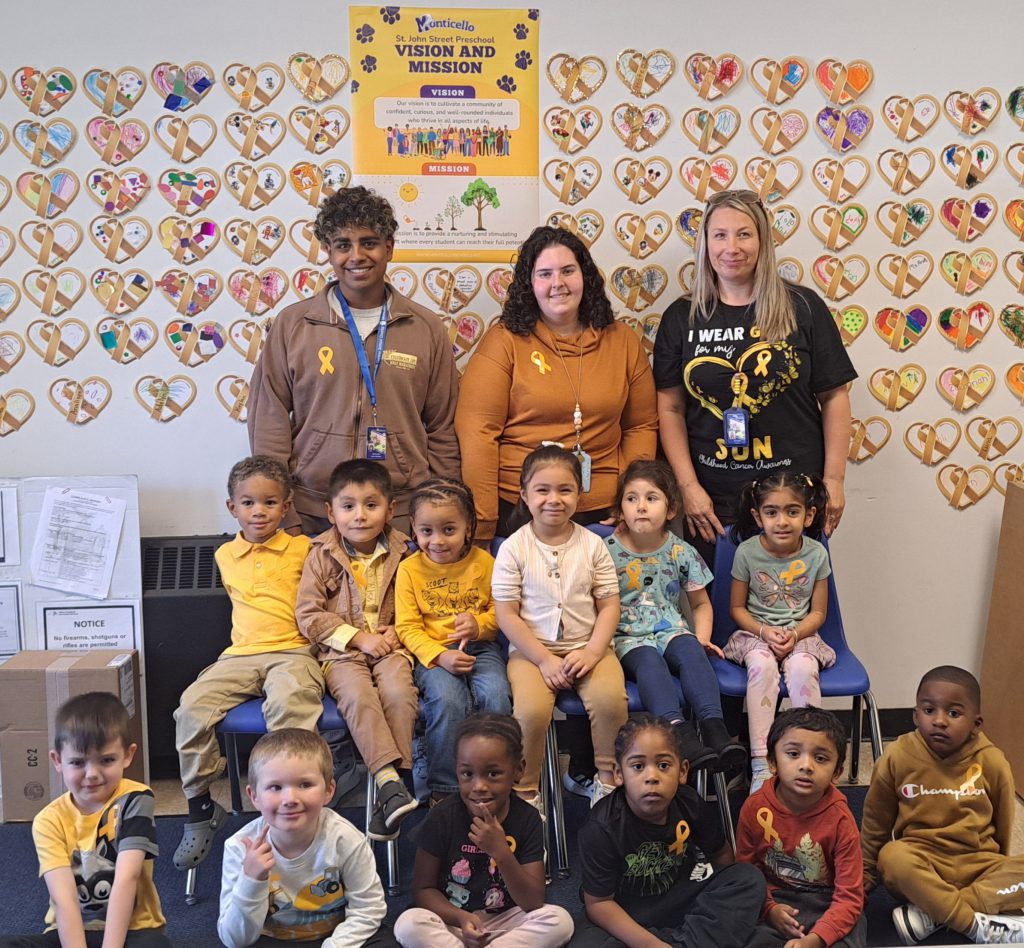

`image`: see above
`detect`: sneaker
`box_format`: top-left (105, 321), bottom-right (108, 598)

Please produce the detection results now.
top-left (366, 779), bottom-right (418, 841)
top-left (973, 912), bottom-right (1024, 944)
top-left (892, 904), bottom-right (940, 945)
top-left (749, 759), bottom-right (771, 795)
top-left (562, 769), bottom-right (594, 798)
top-left (672, 718), bottom-right (718, 772)
top-left (520, 792), bottom-right (546, 822)
top-left (589, 778), bottom-right (615, 807)
top-left (698, 717), bottom-right (748, 774)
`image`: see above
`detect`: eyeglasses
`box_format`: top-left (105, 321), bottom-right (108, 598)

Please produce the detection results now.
top-left (706, 188), bottom-right (763, 208)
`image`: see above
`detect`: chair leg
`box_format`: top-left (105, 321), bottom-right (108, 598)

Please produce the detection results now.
top-left (363, 769), bottom-right (401, 896)
top-left (865, 690), bottom-right (884, 761)
top-left (184, 866), bottom-right (199, 906)
top-left (712, 771), bottom-right (736, 855)
top-left (226, 732), bottom-right (243, 814)
top-left (544, 722), bottom-right (569, 879)
top-left (849, 696), bottom-right (863, 783)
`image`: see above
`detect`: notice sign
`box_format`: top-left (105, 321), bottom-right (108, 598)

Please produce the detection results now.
top-left (350, 6), bottom-right (540, 261)
top-left (38, 601), bottom-right (140, 651)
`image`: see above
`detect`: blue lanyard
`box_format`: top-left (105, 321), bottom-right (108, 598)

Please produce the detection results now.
top-left (335, 287), bottom-right (389, 410)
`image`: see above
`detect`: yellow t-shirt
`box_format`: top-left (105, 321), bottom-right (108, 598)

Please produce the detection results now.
top-left (322, 539), bottom-right (389, 653)
top-left (33, 778), bottom-right (165, 931)
top-left (215, 530), bottom-right (311, 655)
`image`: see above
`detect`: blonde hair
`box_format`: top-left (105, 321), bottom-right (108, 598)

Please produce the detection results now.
top-left (247, 728), bottom-right (333, 789)
top-left (689, 191), bottom-right (796, 343)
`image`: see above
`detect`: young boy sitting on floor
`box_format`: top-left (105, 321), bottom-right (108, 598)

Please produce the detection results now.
top-left (862, 665), bottom-right (1024, 945)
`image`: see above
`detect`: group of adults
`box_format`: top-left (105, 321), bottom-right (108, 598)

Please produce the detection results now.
top-left (247, 186), bottom-right (856, 560)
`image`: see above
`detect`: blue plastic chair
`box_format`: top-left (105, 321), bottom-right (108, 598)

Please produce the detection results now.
top-left (708, 533), bottom-right (883, 781)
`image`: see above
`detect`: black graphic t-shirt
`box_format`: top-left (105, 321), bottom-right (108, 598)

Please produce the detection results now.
top-left (579, 786), bottom-right (724, 914)
top-left (414, 794), bottom-right (544, 914)
top-left (653, 285), bottom-right (856, 519)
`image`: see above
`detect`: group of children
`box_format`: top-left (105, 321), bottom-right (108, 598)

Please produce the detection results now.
top-left (6, 445), bottom-right (1024, 947)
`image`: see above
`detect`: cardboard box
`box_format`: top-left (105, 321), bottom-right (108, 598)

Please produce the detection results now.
top-left (0, 649), bottom-right (145, 821)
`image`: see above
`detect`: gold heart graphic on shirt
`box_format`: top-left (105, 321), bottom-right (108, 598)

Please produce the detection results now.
top-left (683, 342), bottom-right (798, 420)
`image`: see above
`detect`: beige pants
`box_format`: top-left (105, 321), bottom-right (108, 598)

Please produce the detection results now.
top-left (174, 649), bottom-right (324, 798)
top-left (394, 905), bottom-right (574, 947)
top-left (507, 648), bottom-right (628, 795)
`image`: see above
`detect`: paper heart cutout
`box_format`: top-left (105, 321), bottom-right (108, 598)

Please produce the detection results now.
top-left (830, 305), bottom-right (867, 345)
top-left (876, 251), bottom-right (933, 298)
top-left (48, 376), bottom-right (111, 425)
top-left (12, 66), bottom-right (76, 116)
top-left (777, 258), bottom-right (803, 283)
top-left (614, 211), bottom-right (672, 259)
top-left (88, 215), bottom-right (151, 263)
top-left (848, 416), bottom-right (892, 462)
top-left (0, 389), bottom-right (35, 435)
top-left (998, 305), bottom-right (1024, 349)
top-left (769, 206), bottom-right (800, 246)
top-left (227, 268), bottom-right (288, 316)
top-left (153, 114), bottom-right (216, 162)
top-left (1004, 252), bottom-right (1024, 293)
top-left (1005, 142), bottom-right (1024, 184)
top-left (610, 103), bottom-right (669, 151)
top-left (446, 312), bottom-right (486, 364)
top-left (12, 118), bottom-right (76, 167)
top-left (815, 59), bottom-right (873, 105)
top-left (546, 53), bottom-right (607, 103)
top-left (216, 375), bottom-right (250, 422)
top-left (1005, 363), bottom-right (1024, 402)
top-left (21, 268), bottom-right (84, 316)
top-left (16, 168), bottom-right (79, 218)
top-left (225, 162), bottom-right (285, 210)
top-left (613, 156), bottom-right (670, 204)
top-left (881, 94), bottom-right (939, 142)
top-left (939, 141), bottom-right (997, 189)
top-left (994, 463), bottom-right (1024, 496)
top-left (938, 195), bottom-right (995, 242)
top-left (937, 464), bottom-right (993, 509)
top-left (683, 53), bottom-right (742, 101)
top-left (95, 316), bottom-right (157, 364)
top-left (386, 267), bottom-right (417, 299)
top-left (679, 155), bottom-right (737, 201)
top-left (289, 160), bottom-right (350, 206)
top-left (1007, 87), bottom-right (1024, 129)
top-left (609, 265), bottom-right (667, 312)
top-left (1004, 199), bottom-right (1024, 239)
top-left (423, 266), bottom-right (482, 315)
top-left (904, 418), bottom-right (961, 466)
top-left (83, 67), bottom-right (146, 117)
top-left (223, 62), bottom-right (285, 111)
top-left (675, 208), bottom-right (703, 248)
top-left (811, 254), bottom-right (869, 301)
top-left (547, 210), bottom-right (604, 248)
top-left (809, 204), bottom-right (867, 250)
top-left (681, 106), bottom-right (739, 154)
top-left (875, 200), bottom-right (933, 247)
top-left (134, 375), bottom-right (197, 421)
top-left (939, 248), bottom-right (996, 295)
top-left (484, 268), bottom-right (513, 304)
top-left (157, 269), bottom-right (222, 316)
top-left (868, 364), bottom-right (926, 411)
top-left (26, 317), bottom-right (89, 366)
top-left (743, 156), bottom-right (802, 204)
top-left (90, 267), bottom-right (151, 314)
top-left (223, 111), bottom-right (285, 161)
top-left (0, 280), bottom-right (22, 321)
top-left (287, 105), bottom-right (349, 154)
top-left (158, 217), bottom-right (220, 264)
top-left (164, 319), bottom-right (226, 365)
top-left (87, 167), bottom-right (150, 215)
top-left (151, 61), bottom-right (214, 112)
top-left (640, 313), bottom-right (661, 353)
top-left (943, 88), bottom-right (1000, 135)
top-left (543, 157), bottom-right (602, 205)
top-left (936, 364), bottom-right (995, 412)
top-left (0, 331), bottom-right (25, 375)
top-left (816, 106), bottom-right (872, 153)
top-left (678, 261), bottom-right (695, 294)
top-left (292, 268), bottom-right (330, 300)
top-left (749, 108), bottom-right (808, 155)
top-left (225, 217), bottom-right (284, 265)
top-left (157, 168), bottom-right (219, 216)
top-left (85, 117), bottom-right (148, 165)
top-left (19, 220), bottom-right (83, 266)
top-left (544, 105), bottom-right (602, 153)
top-left (749, 57), bottom-right (807, 104)
top-left (0, 228), bottom-right (13, 267)
top-left (937, 302), bottom-right (994, 351)
top-left (287, 219), bottom-right (327, 264)
top-left (286, 53), bottom-right (349, 103)
top-left (876, 148), bottom-right (934, 195)
top-left (812, 156), bottom-right (870, 203)
top-left (227, 316), bottom-right (274, 364)
top-left (0, 175), bottom-right (10, 212)
top-left (965, 416), bottom-right (1022, 461)
top-left (873, 305), bottom-right (930, 351)
top-left (615, 49), bottom-right (676, 98)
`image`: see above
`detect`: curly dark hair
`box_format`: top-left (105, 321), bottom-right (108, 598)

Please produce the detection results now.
top-left (409, 477), bottom-right (477, 556)
top-left (766, 706), bottom-right (847, 776)
top-left (613, 713), bottom-right (685, 764)
top-left (455, 713), bottom-right (524, 764)
top-left (226, 455), bottom-right (292, 500)
top-left (313, 185), bottom-right (398, 243)
top-left (612, 458), bottom-right (683, 520)
top-left (499, 225), bottom-right (614, 335)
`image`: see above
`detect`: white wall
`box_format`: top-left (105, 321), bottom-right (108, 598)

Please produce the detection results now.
top-left (3, 0), bottom-right (1020, 707)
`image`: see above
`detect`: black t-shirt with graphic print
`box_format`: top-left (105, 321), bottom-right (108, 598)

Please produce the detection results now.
top-left (579, 786), bottom-right (724, 914)
top-left (653, 284), bottom-right (856, 520)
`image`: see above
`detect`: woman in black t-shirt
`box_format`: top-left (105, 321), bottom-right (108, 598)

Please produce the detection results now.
top-left (654, 190), bottom-right (856, 561)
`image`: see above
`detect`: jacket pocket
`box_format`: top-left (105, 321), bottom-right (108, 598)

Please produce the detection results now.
top-left (293, 428), bottom-right (356, 492)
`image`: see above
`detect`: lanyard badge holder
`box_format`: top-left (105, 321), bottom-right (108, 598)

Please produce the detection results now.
top-left (336, 287), bottom-right (389, 459)
top-left (724, 373), bottom-right (750, 448)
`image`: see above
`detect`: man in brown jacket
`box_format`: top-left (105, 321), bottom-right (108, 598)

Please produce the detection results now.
top-left (248, 186), bottom-right (460, 534)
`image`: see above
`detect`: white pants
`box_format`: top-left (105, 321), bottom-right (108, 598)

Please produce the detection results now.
top-left (394, 905), bottom-right (574, 947)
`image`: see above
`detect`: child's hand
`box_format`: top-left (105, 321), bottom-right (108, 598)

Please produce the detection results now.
top-left (351, 630), bottom-right (393, 658)
top-left (436, 648), bottom-right (476, 675)
top-left (767, 903), bottom-right (804, 939)
top-left (561, 646), bottom-right (600, 681)
top-left (459, 914), bottom-right (493, 948)
top-left (468, 802), bottom-right (510, 856)
top-left (379, 625), bottom-right (402, 650)
top-left (697, 631), bottom-right (725, 659)
top-left (784, 936), bottom-right (825, 948)
top-left (449, 612), bottom-right (480, 646)
top-left (538, 653), bottom-right (572, 692)
top-left (241, 825), bottom-right (274, 882)
top-left (767, 627), bottom-right (797, 659)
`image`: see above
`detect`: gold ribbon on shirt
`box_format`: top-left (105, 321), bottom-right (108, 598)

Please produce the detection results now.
top-left (757, 807), bottom-right (781, 845)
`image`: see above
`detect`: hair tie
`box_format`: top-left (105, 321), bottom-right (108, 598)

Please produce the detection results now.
top-left (804, 475), bottom-right (813, 488)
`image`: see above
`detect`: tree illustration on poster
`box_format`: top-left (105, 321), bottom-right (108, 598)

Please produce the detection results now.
top-left (461, 178), bottom-right (501, 230)
top-left (443, 194), bottom-right (466, 230)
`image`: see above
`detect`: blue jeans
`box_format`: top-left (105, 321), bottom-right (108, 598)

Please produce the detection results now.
top-left (620, 635), bottom-right (724, 722)
top-left (414, 640), bottom-right (511, 793)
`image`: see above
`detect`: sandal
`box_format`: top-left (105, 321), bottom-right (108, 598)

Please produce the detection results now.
top-left (173, 801), bottom-right (227, 870)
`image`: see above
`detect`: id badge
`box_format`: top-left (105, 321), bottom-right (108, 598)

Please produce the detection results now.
top-left (366, 425), bottom-right (387, 459)
top-left (574, 447), bottom-right (592, 492)
top-left (724, 408), bottom-right (750, 448)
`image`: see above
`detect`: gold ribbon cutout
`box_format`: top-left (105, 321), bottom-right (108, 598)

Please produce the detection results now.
top-left (756, 808), bottom-right (780, 845)
top-left (685, 158), bottom-right (718, 201)
top-left (432, 271), bottom-right (472, 314)
top-left (890, 97), bottom-right (937, 141)
top-left (555, 58), bottom-right (601, 102)
top-left (236, 273), bottom-right (281, 314)
top-left (33, 320), bottom-right (83, 365)
top-left (231, 66), bottom-right (277, 111)
top-left (163, 67), bottom-right (208, 109)
top-left (693, 56), bottom-right (725, 100)
top-left (620, 160), bottom-right (660, 203)
top-left (849, 417), bottom-right (892, 461)
top-left (622, 51), bottom-right (659, 97)
top-left (26, 74), bottom-right (67, 116)
top-left (886, 153), bottom-right (928, 194)
top-left (236, 321), bottom-right (265, 364)
top-left (553, 160), bottom-right (581, 204)
top-left (161, 116), bottom-right (211, 162)
top-left (144, 380), bottom-right (190, 421)
top-left (758, 111), bottom-right (790, 155)
top-left (824, 111), bottom-right (866, 154)
top-left (948, 369), bottom-right (988, 412)
top-left (945, 305), bottom-right (989, 350)
top-left (236, 165), bottom-right (280, 209)
top-left (0, 334), bottom-right (24, 375)
top-left (904, 421), bottom-right (959, 465)
top-left (821, 257), bottom-right (863, 300)
top-left (883, 203), bottom-right (925, 246)
top-left (876, 368), bottom-right (920, 411)
top-left (960, 763), bottom-right (983, 792)
top-left (824, 63), bottom-right (864, 107)
top-left (946, 253), bottom-right (991, 296)
top-left (624, 560), bottom-right (642, 590)
top-left (0, 390), bottom-right (34, 434)
top-left (946, 145), bottom-right (990, 190)
top-left (57, 381), bottom-right (104, 424)
top-left (94, 70), bottom-right (138, 117)
top-left (96, 120), bottom-right (146, 164)
top-left (27, 173), bottom-right (73, 219)
top-left (105, 318), bottom-right (155, 363)
top-left (234, 114), bottom-right (280, 161)
top-left (749, 160), bottom-right (782, 201)
top-left (967, 417), bottom-right (1022, 460)
top-left (26, 123), bottom-right (71, 166)
top-left (692, 109), bottom-right (734, 154)
top-left (294, 221), bottom-right (320, 263)
top-left (668, 820), bottom-right (691, 855)
top-left (26, 222), bottom-right (77, 265)
top-left (530, 350), bottom-right (551, 375)
top-left (1005, 254), bottom-right (1024, 293)
top-left (938, 465), bottom-right (991, 508)
top-left (30, 271), bottom-right (79, 316)
top-left (817, 206), bottom-right (856, 250)
top-left (619, 267), bottom-right (665, 310)
top-left (620, 106), bottom-right (660, 150)
top-left (224, 377), bottom-right (249, 420)
top-left (97, 272), bottom-right (149, 314)
top-left (319, 345), bottom-right (334, 375)
top-left (761, 62), bottom-right (801, 105)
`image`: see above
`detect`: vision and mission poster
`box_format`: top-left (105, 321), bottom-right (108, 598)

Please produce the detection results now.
top-left (350, 7), bottom-right (539, 261)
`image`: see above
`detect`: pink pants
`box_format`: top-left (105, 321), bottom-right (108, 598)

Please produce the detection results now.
top-left (394, 905), bottom-right (574, 947)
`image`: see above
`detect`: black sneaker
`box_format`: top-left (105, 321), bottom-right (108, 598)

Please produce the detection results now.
top-left (673, 718), bottom-right (718, 771)
top-left (561, 769), bottom-right (594, 798)
top-left (699, 717), bottom-right (748, 774)
top-left (367, 779), bottom-right (418, 841)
